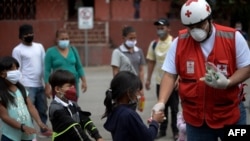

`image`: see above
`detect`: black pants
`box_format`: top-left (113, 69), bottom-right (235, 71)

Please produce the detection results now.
top-left (156, 84), bottom-right (179, 135)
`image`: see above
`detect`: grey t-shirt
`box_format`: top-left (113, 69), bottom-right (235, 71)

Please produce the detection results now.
top-left (111, 44), bottom-right (146, 75)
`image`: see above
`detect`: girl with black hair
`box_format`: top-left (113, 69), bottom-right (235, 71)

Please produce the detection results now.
top-left (102, 71), bottom-right (165, 141)
top-left (0, 56), bottom-right (50, 141)
top-left (110, 26), bottom-right (146, 111)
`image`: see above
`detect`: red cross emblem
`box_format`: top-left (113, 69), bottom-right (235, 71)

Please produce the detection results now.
top-left (185, 10), bottom-right (192, 17)
top-left (217, 64), bottom-right (228, 76)
top-left (206, 4), bottom-right (210, 12)
top-left (185, 0), bottom-right (198, 6)
top-left (186, 61), bottom-right (194, 74)
top-left (219, 65), bottom-right (225, 71)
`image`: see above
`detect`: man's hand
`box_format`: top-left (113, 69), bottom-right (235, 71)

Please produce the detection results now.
top-left (200, 62), bottom-right (230, 89)
top-left (148, 102), bottom-right (165, 123)
top-left (152, 102), bottom-right (165, 112)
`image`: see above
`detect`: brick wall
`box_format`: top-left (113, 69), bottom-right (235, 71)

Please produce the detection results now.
top-left (0, 0), bottom-right (230, 66)
top-left (65, 21), bottom-right (112, 66)
top-left (63, 19), bottom-right (185, 66)
top-left (65, 22), bottom-right (108, 46)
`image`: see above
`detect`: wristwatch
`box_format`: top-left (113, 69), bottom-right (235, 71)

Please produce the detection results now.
top-left (20, 123), bottom-right (25, 132)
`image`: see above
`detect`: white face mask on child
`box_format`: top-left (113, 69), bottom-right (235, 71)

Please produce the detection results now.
top-left (125, 40), bottom-right (137, 48)
top-left (6, 70), bottom-right (22, 84)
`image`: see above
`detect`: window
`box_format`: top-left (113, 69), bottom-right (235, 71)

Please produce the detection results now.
top-left (0, 0), bottom-right (36, 20)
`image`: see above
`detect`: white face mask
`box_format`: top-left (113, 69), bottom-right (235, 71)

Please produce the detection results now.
top-left (6, 70), bottom-right (22, 84)
top-left (190, 28), bottom-right (208, 42)
top-left (190, 22), bottom-right (209, 42)
top-left (125, 40), bottom-right (137, 48)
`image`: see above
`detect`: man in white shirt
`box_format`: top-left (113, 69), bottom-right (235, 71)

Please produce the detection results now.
top-left (12, 24), bottom-right (52, 138)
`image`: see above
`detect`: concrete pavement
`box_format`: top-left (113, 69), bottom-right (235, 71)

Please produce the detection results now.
top-left (24, 66), bottom-right (250, 141)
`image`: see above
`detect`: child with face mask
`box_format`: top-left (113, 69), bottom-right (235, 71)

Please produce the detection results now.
top-left (110, 26), bottom-right (146, 95)
top-left (102, 71), bottom-right (165, 141)
top-left (48, 69), bottom-right (103, 141)
top-left (0, 56), bottom-right (50, 141)
top-left (111, 26), bottom-right (146, 112)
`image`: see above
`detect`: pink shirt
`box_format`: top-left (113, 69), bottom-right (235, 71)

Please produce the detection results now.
top-left (177, 112), bottom-right (186, 141)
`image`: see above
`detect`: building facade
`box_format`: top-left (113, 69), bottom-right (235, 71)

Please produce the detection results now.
top-left (0, 0), bottom-right (186, 66)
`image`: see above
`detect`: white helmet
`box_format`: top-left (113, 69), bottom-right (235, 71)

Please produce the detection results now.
top-left (180, 0), bottom-right (211, 25)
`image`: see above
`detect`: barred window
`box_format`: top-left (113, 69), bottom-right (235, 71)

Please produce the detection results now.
top-left (0, 0), bottom-right (36, 20)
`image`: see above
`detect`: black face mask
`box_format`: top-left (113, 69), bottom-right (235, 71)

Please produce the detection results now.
top-left (24, 36), bottom-right (34, 43)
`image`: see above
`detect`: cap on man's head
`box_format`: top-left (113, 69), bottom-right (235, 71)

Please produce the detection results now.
top-left (154, 18), bottom-right (170, 26)
top-left (19, 24), bottom-right (33, 39)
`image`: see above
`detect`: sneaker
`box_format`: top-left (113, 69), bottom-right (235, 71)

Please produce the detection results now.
top-left (38, 130), bottom-right (52, 138)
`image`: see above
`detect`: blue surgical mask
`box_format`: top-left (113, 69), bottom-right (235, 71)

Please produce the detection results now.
top-left (58, 40), bottom-right (70, 49)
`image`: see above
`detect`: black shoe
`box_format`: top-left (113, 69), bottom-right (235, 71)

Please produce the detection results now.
top-left (156, 131), bottom-right (166, 139)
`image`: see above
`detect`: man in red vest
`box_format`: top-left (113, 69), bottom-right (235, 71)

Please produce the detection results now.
top-left (152, 0), bottom-right (250, 141)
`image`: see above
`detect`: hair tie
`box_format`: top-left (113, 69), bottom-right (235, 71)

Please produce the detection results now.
top-left (106, 88), bottom-right (112, 97)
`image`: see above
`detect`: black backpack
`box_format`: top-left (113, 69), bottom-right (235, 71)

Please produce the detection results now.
top-left (152, 40), bottom-right (158, 51)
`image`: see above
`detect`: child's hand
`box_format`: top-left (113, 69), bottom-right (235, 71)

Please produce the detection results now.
top-left (22, 125), bottom-right (37, 134)
top-left (97, 138), bottom-right (104, 141)
top-left (38, 122), bottom-right (52, 133)
top-left (152, 111), bottom-right (165, 123)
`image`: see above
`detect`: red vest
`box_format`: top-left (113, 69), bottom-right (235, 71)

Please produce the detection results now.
top-left (176, 24), bottom-right (240, 129)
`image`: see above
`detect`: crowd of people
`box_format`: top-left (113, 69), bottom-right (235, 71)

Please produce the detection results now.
top-left (0, 0), bottom-right (250, 141)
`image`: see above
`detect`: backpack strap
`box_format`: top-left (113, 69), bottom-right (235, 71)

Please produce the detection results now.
top-left (117, 48), bottom-right (137, 75)
top-left (152, 40), bottom-right (158, 51)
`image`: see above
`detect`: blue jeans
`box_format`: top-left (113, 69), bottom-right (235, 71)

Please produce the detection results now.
top-left (1, 135), bottom-right (32, 141)
top-left (26, 86), bottom-right (48, 132)
top-left (238, 101), bottom-right (246, 125)
top-left (186, 101), bottom-right (246, 141)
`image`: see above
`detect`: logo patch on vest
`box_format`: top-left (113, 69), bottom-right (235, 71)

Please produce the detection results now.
top-left (186, 61), bottom-right (194, 74)
top-left (217, 64), bottom-right (228, 76)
